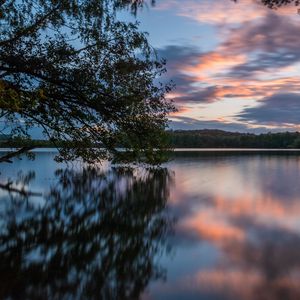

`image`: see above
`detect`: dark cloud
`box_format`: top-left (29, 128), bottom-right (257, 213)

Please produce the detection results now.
top-left (225, 14), bottom-right (300, 76)
top-left (231, 51), bottom-right (300, 77)
top-left (157, 45), bottom-right (219, 103)
top-left (157, 45), bottom-right (200, 66)
top-left (224, 14), bottom-right (300, 53)
top-left (169, 116), bottom-right (273, 133)
top-left (176, 86), bottom-right (219, 103)
top-left (238, 93), bottom-right (300, 125)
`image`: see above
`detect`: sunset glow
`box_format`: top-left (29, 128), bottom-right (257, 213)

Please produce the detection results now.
top-left (135, 0), bottom-right (300, 132)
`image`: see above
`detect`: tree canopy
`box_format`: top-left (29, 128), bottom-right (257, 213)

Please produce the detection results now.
top-left (260, 0), bottom-right (300, 8)
top-left (232, 0), bottom-right (300, 7)
top-left (0, 0), bottom-right (174, 164)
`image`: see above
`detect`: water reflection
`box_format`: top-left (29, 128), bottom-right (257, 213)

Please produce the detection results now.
top-left (0, 166), bottom-right (172, 300)
top-left (147, 154), bottom-right (300, 300)
top-left (2, 152), bottom-right (300, 300)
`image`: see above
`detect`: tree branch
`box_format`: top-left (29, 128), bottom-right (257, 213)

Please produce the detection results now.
top-left (0, 5), bottom-right (61, 47)
top-left (0, 146), bottom-right (35, 163)
top-left (0, 181), bottom-right (42, 196)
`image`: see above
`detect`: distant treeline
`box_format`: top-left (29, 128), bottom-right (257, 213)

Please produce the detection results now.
top-left (169, 130), bottom-right (300, 148)
top-left (2, 130), bottom-right (300, 149)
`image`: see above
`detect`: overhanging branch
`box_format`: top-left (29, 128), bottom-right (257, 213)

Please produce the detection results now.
top-left (0, 146), bottom-right (35, 163)
top-left (0, 181), bottom-right (42, 196)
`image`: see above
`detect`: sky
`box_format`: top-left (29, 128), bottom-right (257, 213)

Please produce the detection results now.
top-left (129, 0), bottom-right (300, 133)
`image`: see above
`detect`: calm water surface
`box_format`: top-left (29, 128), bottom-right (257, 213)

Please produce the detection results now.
top-left (1, 150), bottom-right (300, 299)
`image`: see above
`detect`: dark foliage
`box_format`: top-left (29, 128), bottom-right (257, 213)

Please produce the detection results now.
top-left (260, 0), bottom-right (300, 8)
top-left (233, 0), bottom-right (300, 8)
top-left (0, 0), bottom-right (174, 164)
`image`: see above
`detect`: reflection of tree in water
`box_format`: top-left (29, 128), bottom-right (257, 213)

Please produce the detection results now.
top-left (0, 167), bottom-right (173, 300)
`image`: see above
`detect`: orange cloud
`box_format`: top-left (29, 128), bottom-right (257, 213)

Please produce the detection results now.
top-left (183, 52), bottom-right (247, 76)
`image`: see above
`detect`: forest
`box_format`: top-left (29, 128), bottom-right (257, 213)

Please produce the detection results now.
top-left (169, 130), bottom-right (300, 149)
top-left (3, 130), bottom-right (300, 149)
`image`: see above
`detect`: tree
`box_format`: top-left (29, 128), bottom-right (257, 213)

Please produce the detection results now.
top-left (0, 0), bottom-right (174, 164)
top-left (260, 0), bottom-right (300, 8)
top-left (233, 0), bottom-right (300, 8)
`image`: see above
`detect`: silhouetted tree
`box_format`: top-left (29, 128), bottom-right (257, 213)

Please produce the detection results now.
top-left (233, 0), bottom-right (300, 8)
top-left (0, 166), bottom-right (173, 300)
top-left (260, 0), bottom-right (300, 8)
top-left (0, 0), bottom-right (174, 164)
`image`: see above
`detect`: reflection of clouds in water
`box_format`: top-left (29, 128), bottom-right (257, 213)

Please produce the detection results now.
top-left (150, 154), bottom-right (300, 300)
top-left (174, 226), bottom-right (300, 300)
top-left (2, 153), bottom-right (300, 300)
top-left (171, 155), bottom-right (300, 203)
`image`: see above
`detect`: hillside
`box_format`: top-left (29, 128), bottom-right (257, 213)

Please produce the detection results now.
top-left (169, 130), bottom-right (300, 149)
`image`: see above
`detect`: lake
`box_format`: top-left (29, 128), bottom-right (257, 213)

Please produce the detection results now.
top-left (1, 150), bottom-right (300, 299)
